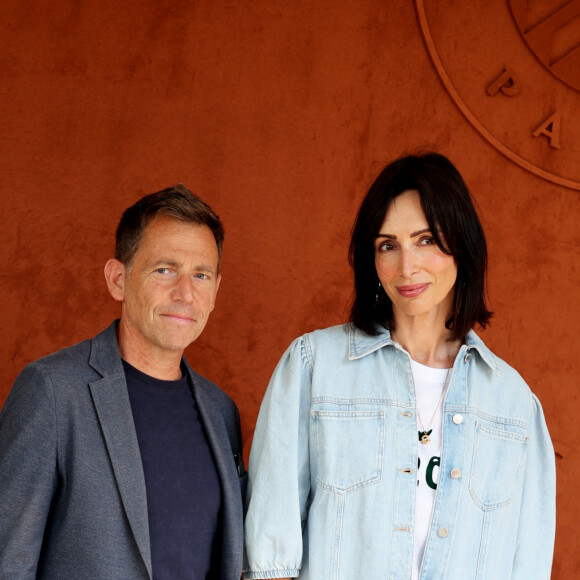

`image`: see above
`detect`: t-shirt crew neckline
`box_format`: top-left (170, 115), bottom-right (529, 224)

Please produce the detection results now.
top-left (121, 359), bottom-right (187, 391)
top-left (409, 359), bottom-right (452, 382)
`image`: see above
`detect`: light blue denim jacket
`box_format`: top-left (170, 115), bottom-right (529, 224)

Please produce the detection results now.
top-left (243, 324), bottom-right (555, 579)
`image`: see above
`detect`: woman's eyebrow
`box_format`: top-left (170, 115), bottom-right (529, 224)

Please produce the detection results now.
top-left (410, 228), bottom-right (431, 237)
top-left (375, 228), bottom-right (431, 240)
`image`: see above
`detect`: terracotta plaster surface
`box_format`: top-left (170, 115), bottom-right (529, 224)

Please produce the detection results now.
top-left (0, 1), bottom-right (578, 576)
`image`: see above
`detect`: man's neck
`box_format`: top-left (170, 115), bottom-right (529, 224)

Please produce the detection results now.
top-left (120, 352), bottom-right (183, 380)
top-left (116, 325), bottom-right (184, 381)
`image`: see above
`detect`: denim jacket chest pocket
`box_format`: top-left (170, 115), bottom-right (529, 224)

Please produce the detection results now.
top-left (311, 408), bottom-right (385, 494)
top-left (469, 420), bottom-right (529, 510)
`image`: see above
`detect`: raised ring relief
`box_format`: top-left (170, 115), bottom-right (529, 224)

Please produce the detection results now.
top-left (416, 0), bottom-right (580, 190)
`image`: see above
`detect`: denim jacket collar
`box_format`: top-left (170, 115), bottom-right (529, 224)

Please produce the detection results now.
top-left (348, 324), bottom-right (501, 376)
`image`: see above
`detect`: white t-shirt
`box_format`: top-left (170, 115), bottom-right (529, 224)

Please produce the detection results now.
top-left (411, 360), bottom-right (451, 580)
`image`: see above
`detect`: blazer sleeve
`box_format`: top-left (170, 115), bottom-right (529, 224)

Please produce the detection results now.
top-left (243, 336), bottom-right (312, 579)
top-left (511, 393), bottom-right (556, 579)
top-left (0, 363), bottom-right (59, 579)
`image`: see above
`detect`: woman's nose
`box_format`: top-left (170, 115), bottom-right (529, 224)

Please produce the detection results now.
top-left (399, 247), bottom-right (419, 277)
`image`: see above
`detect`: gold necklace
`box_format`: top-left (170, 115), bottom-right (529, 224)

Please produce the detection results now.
top-left (417, 368), bottom-right (451, 445)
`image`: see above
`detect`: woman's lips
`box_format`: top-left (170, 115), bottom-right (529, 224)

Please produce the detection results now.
top-left (396, 283), bottom-right (429, 298)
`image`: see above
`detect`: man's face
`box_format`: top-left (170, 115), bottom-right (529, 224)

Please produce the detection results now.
top-left (109, 216), bottom-right (221, 367)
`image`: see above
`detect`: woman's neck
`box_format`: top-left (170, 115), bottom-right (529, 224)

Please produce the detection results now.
top-left (390, 317), bottom-right (461, 369)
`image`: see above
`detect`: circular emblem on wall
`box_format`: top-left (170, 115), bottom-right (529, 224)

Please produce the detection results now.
top-left (509, 0), bottom-right (580, 92)
top-left (416, 0), bottom-right (580, 190)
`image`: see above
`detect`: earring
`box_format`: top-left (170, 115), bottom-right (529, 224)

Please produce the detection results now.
top-left (375, 281), bottom-right (382, 303)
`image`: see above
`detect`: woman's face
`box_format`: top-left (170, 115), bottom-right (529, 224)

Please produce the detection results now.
top-left (374, 189), bottom-right (457, 326)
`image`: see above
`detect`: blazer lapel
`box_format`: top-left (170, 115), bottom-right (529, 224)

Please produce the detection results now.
top-left (187, 366), bottom-right (244, 580)
top-left (87, 324), bottom-right (152, 579)
top-left (188, 369), bottom-right (238, 484)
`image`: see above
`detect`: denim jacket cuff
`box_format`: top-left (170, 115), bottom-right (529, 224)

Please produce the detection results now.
top-left (242, 569), bottom-right (300, 579)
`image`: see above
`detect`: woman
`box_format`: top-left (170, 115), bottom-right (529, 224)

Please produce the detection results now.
top-left (243, 153), bottom-right (555, 579)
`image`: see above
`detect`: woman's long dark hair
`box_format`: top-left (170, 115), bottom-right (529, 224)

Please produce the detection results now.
top-left (349, 152), bottom-right (492, 341)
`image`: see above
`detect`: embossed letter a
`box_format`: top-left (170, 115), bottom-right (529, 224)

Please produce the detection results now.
top-left (533, 113), bottom-right (561, 149)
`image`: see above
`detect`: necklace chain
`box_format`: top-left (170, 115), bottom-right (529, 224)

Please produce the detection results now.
top-left (416, 367), bottom-right (451, 444)
top-left (388, 331), bottom-right (456, 445)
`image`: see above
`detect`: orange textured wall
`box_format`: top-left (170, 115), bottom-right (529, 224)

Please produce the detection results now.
top-left (1, 1), bottom-right (578, 576)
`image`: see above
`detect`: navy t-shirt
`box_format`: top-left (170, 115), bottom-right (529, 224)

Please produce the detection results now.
top-left (123, 360), bottom-right (223, 579)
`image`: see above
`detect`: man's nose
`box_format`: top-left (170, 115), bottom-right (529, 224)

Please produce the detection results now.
top-left (171, 275), bottom-right (195, 303)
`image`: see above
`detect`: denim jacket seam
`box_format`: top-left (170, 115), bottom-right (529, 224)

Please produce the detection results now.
top-left (302, 333), bottom-right (314, 374)
top-left (311, 395), bottom-right (401, 406)
top-left (460, 407), bottom-right (528, 430)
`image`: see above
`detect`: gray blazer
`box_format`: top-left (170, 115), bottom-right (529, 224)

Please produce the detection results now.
top-left (0, 322), bottom-right (246, 579)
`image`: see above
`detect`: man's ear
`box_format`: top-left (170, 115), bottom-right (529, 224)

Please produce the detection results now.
top-left (104, 259), bottom-right (127, 302)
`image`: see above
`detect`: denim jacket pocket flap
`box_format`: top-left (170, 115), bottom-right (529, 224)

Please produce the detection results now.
top-left (469, 422), bottom-right (528, 510)
top-left (311, 410), bottom-right (384, 493)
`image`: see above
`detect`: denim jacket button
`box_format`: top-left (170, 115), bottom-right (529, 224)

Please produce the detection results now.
top-left (451, 468), bottom-right (462, 479)
top-left (464, 352), bottom-right (472, 363)
top-left (452, 414), bottom-right (464, 425)
top-left (438, 527), bottom-right (449, 538)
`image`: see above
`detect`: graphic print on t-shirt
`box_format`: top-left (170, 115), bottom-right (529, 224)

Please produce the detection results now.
top-left (418, 451), bottom-right (440, 490)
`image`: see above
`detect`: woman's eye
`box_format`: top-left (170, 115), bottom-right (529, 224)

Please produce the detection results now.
top-left (419, 237), bottom-right (435, 246)
top-left (378, 242), bottom-right (395, 252)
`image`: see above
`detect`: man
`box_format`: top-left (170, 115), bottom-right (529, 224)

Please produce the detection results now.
top-left (0, 185), bottom-right (246, 579)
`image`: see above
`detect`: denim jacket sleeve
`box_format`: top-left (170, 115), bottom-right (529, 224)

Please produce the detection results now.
top-left (243, 336), bottom-right (312, 579)
top-left (512, 393), bottom-right (556, 579)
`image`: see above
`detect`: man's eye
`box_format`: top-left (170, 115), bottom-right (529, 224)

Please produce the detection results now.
top-left (156, 268), bottom-right (170, 274)
top-left (194, 273), bottom-right (208, 280)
